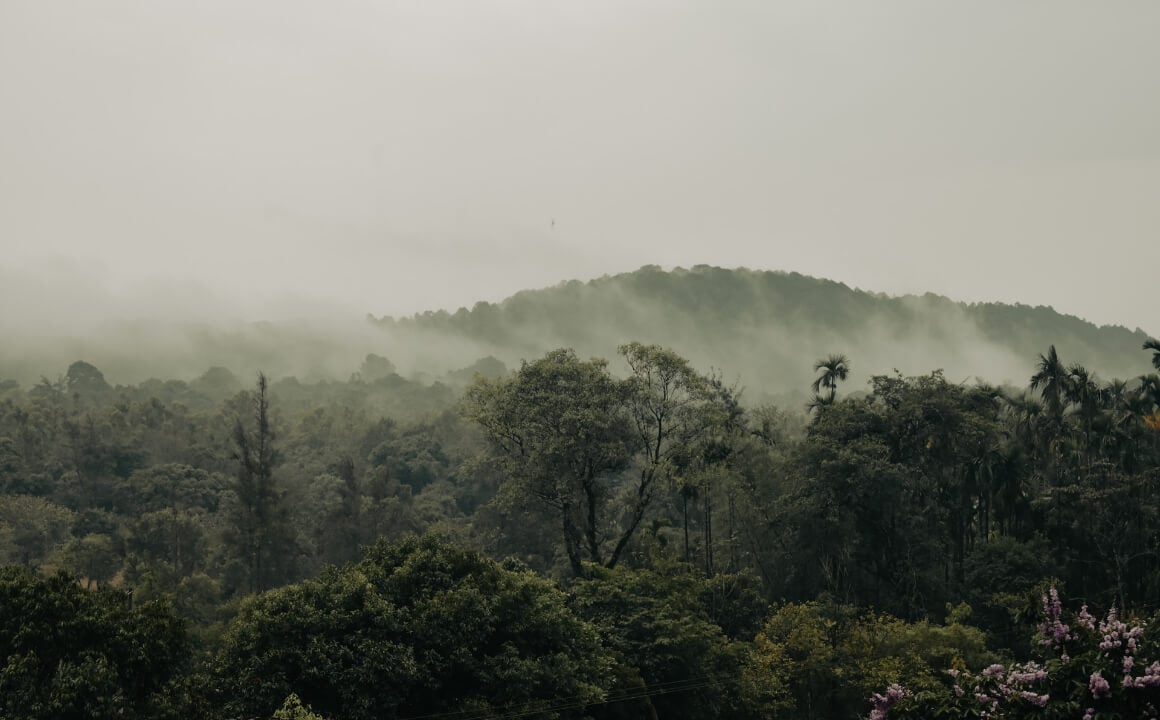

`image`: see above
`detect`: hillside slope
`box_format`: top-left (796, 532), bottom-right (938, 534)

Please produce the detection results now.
top-left (374, 265), bottom-right (1154, 397)
top-left (3, 265), bottom-right (1151, 395)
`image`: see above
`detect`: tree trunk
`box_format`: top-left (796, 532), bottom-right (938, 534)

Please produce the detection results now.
top-left (682, 491), bottom-right (690, 562)
top-left (703, 486), bottom-right (713, 576)
top-left (583, 474), bottom-right (602, 565)
top-left (561, 502), bottom-right (586, 578)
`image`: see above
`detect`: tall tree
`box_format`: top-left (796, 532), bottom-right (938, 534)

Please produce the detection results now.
top-left (229, 373), bottom-right (289, 594)
top-left (619, 342), bottom-right (726, 571)
top-left (810, 354), bottom-right (850, 405)
top-left (1030, 345), bottom-right (1069, 418)
top-left (466, 346), bottom-right (728, 576)
top-left (1065, 363), bottom-right (1101, 461)
top-left (464, 350), bottom-right (632, 576)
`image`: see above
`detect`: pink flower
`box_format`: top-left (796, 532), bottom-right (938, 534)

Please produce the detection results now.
top-left (1090, 671), bottom-right (1111, 699)
top-left (1008, 663), bottom-right (1047, 684)
top-left (1038, 588), bottom-right (1072, 646)
top-left (867, 684), bottom-right (910, 720)
top-left (1077, 605), bottom-right (1097, 631)
top-left (1019, 691), bottom-right (1048, 707)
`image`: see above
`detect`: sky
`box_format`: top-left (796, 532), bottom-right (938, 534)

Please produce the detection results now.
top-left (1, 0), bottom-right (1158, 335)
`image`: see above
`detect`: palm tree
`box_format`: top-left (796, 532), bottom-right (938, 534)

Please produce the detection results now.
top-left (1002, 391), bottom-right (1045, 456)
top-left (811, 354), bottom-right (850, 404)
top-left (993, 442), bottom-right (1033, 537)
top-left (1066, 363), bottom-right (1094, 396)
top-left (1066, 363), bottom-right (1101, 460)
top-left (1144, 339), bottom-right (1160, 371)
top-left (1030, 345), bottom-right (1069, 418)
top-left (806, 393), bottom-right (830, 416)
top-left (1104, 378), bottom-right (1130, 410)
top-left (1140, 374), bottom-right (1160, 414)
top-left (1102, 379), bottom-right (1152, 471)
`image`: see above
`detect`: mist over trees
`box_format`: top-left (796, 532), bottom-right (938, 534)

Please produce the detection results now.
top-left (2, 267), bottom-right (1152, 401)
top-left (2, 303), bottom-right (1160, 718)
top-left (374, 266), bottom-right (1153, 396)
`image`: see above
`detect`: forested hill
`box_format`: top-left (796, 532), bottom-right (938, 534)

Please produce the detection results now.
top-left (374, 265), bottom-right (1152, 395)
top-left (3, 265), bottom-right (1150, 393)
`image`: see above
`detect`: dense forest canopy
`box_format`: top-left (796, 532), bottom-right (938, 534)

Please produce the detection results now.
top-left (2, 300), bottom-right (1160, 717)
top-left (2, 267), bottom-right (1152, 400)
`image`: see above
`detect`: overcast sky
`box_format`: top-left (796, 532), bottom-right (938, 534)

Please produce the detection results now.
top-left (2, 1), bottom-right (1157, 334)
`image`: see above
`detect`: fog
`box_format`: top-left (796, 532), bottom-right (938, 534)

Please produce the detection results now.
top-left (2, 1), bottom-right (1158, 383)
top-left (6, 261), bottom-right (1147, 415)
top-left (367, 266), bottom-right (1144, 401)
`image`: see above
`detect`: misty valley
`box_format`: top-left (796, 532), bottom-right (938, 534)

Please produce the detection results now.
top-left (2, 267), bottom-right (1160, 719)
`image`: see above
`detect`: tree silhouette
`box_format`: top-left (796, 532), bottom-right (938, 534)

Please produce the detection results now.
top-left (810, 354), bottom-right (850, 405)
top-left (1030, 345), bottom-right (1069, 418)
top-left (1144, 338), bottom-right (1160, 371)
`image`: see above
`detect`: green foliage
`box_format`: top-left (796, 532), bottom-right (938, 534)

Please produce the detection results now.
top-left (0, 565), bottom-right (187, 720)
top-left (810, 353), bottom-right (850, 407)
top-left (0, 495), bottom-right (75, 567)
top-left (367, 424), bottom-right (451, 492)
top-left (373, 266), bottom-right (1153, 396)
top-left (53, 533), bottom-right (120, 588)
top-left (571, 564), bottom-right (754, 720)
top-left (744, 600), bottom-right (993, 720)
top-left (2, 329), bottom-right (1160, 719)
top-left (464, 349), bottom-right (635, 575)
top-left (961, 535), bottom-right (1058, 651)
top-left (1035, 466), bottom-right (1160, 609)
top-left (272, 693), bottom-right (328, 719)
top-left (126, 509), bottom-right (209, 584)
top-left (122, 464), bottom-right (226, 516)
top-left (65, 361), bottom-right (112, 403)
top-left (1146, 338), bottom-right (1160, 371)
top-left (226, 372), bottom-right (295, 593)
top-left (465, 344), bottom-right (736, 576)
top-left (888, 590), bottom-right (1160, 720)
top-left (209, 534), bottom-right (612, 720)
top-left (698, 570), bottom-right (770, 641)
top-left (355, 353), bottom-right (396, 382)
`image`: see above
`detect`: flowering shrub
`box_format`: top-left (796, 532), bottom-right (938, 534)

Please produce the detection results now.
top-left (872, 589), bottom-right (1160, 719)
top-left (869, 684), bottom-right (910, 720)
top-left (744, 600), bottom-right (994, 719)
